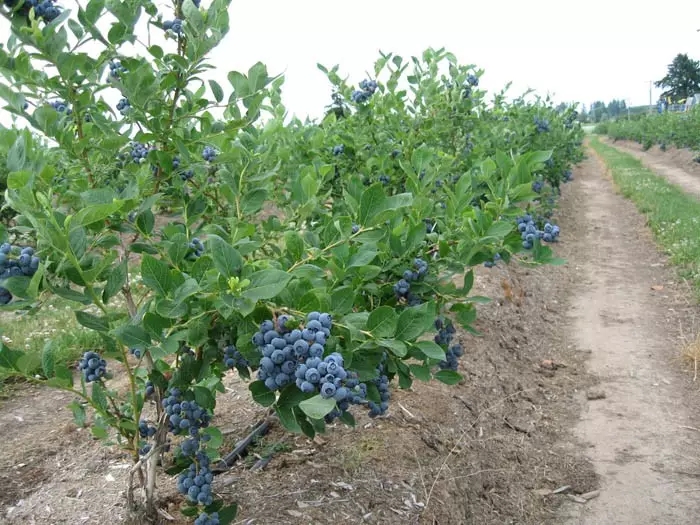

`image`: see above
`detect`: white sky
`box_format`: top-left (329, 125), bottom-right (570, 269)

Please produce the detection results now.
top-left (1, 0), bottom-right (700, 123)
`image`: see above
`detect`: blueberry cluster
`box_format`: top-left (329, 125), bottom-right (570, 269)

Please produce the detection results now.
top-left (466, 73), bottom-right (479, 87)
top-left (0, 244), bottom-right (40, 305)
top-left (172, 156), bottom-right (194, 181)
top-left (223, 344), bottom-right (248, 369)
top-left (78, 351), bottom-right (107, 383)
top-left (139, 420), bottom-right (157, 439)
top-left (129, 141), bottom-right (155, 165)
top-left (563, 170), bottom-right (574, 182)
top-left (252, 313), bottom-right (370, 421)
top-left (176, 450), bottom-right (214, 506)
top-left (351, 79), bottom-right (378, 103)
top-left (516, 214), bottom-right (560, 249)
top-left (434, 318), bottom-right (462, 370)
top-left (50, 100), bottom-right (71, 114)
top-left (162, 388), bottom-right (211, 436)
top-left (534, 117), bottom-right (550, 133)
top-left (532, 180), bottom-right (544, 193)
top-left (3, 0), bottom-right (61, 22)
top-left (185, 238), bottom-right (205, 261)
top-left (145, 380), bottom-right (155, 397)
top-left (253, 313), bottom-right (332, 391)
top-left (484, 253), bottom-right (501, 268)
top-left (393, 258), bottom-right (428, 304)
top-left (378, 174), bottom-right (390, 185)
top-left (116, 98), bottom-right (130, 116)
top-left (367, 353), bottom-right (390, 417)
top-left (332, 144), bottom-right (344, 156)
top-left (108, 60), bottom-right (126, 81)
top-left (194, 511), bottom-right (220, 525)
top-left (202, 146), bottom-right (218, 162)
top-left (163, 18), bottom-right (183, 35)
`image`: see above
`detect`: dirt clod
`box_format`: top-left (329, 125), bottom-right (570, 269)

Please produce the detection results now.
top-left (585, 390), bottom-right (607, 401)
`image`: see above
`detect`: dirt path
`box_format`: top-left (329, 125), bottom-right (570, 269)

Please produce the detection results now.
top-left (602, 139), bottom-right (700, 198)
top-left (560, 147), bottom-right (700, 524)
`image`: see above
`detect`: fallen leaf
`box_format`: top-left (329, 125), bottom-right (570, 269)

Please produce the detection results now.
top-left (651, 285), bottom-right (664, 291)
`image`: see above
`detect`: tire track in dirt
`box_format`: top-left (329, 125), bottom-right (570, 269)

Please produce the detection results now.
top-left (560, 147), bottom-right (700, 524)
top-left (601, 139), bottom-right (700, 198)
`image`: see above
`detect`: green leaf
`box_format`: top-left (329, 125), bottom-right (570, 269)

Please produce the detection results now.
top-left (299, 395), bottom-right (336, 420)
top-left (462, 269), bottom-right (474, 294)
top-left (75, 311), bottom-right (110, 332)
top-left (434, 370), bottom-right (463, 385)
top-left (202, 427), bottom-right (223, 450)
top-left (276, 404), bottom-right (302, 433)
top-left (486, 221), bottom-right (515, 238)
top-left (414, 340), bottom-right (446, 361)
top-left (330, 286), bottom-right (355, 314)
top-left (6, 134), bottom-right (26, 172)
top-left (209, 79), bottom-right (224, 103)
top-left (155, 298), bottom-right (188, 319)
top-left (41, 340), bottom-right (56, 378)
top-left (91, 381), bottom-right (109, 412)
top-left (103, 259), bottom-right (127, 303)
top-left (113, 325), bottom-right (151, 349)
top-left (409, 364), bottom-right (431, 381)
top-left (366, 306), bottom-right (397, 338)
top-left (73, 201), bottom-right (123, 226)
top-left (358, 183), bottom-right (387, 226)
top-left (339, 410), bottom-right (356, 427)
top-left (347, 246), bottom-right (378, 268)
top-left (136, 209), bottom-right (154, 235)
top-left (208, 235), bottom-right (243, 278)
top-left (395, 303), bottom-right (435, 342)
top-left (242, 269), bottom-right (292, 301)
top-left (140, 255), bottom-right (173, 296)
top-left (217, 504), bottom-right (238, 525)
top-left (377, 339), bottom-right (407, 357)
top-left (194, 386), bottom-right (215, 410)
top-left (172, 278), bottom-right (199, 304)
top-left (249, 381), bottom-right (275, 407)
top-left (283, 231), bottom-right (304, 262)
top-left (69, 400), bottom-right (87, 428)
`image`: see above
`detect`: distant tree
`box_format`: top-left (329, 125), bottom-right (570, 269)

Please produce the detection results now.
top-left (655, 53), bottom-right (700, 102)
top-left (606, 99), bottom-right (627, 118)
top-left (590, 101), bottom-right (608, 123)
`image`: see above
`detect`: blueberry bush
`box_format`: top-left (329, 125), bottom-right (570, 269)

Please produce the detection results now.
top-left (600, 109), bottom-right (700, 157)
top-left (0, 1), bottom-right (582, 523)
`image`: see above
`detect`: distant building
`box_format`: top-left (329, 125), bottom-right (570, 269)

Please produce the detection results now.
top-left (684, 94), bottom-right (700, 111)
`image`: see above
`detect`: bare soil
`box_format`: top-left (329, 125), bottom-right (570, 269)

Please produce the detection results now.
top-left (604, 139), bottom-right (700, 197)
top-left (2, 145), bottom-right (700, 525)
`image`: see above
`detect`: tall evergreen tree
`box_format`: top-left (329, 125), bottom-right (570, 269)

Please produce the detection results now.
top-left (655, 54), bottom-right (700, 102)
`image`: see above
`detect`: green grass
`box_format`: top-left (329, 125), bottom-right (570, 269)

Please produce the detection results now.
top-left (0, 297), bottom-right (104, 390)
top-left (590, 137), bottom-right (700, 297)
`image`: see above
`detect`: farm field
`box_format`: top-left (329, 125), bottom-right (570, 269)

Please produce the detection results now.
top-left (2, 2), bottom-right (700, 525)
top-left (3, 141), bottom-right (700, 525)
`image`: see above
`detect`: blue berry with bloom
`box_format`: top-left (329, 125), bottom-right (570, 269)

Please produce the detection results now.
top-left (202, 146), bottom-right (218, 162)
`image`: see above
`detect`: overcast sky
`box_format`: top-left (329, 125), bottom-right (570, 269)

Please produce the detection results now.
top-left (1, 0), bottom-right (700, 123)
